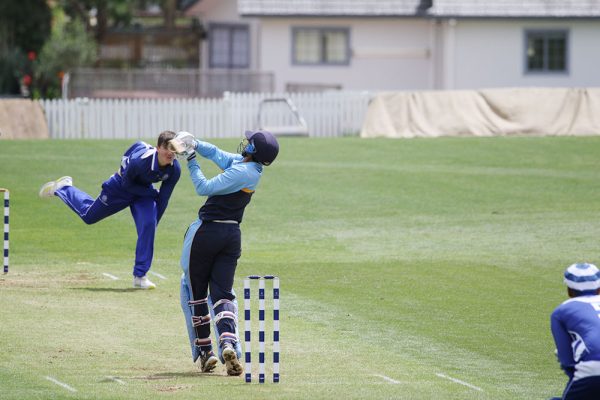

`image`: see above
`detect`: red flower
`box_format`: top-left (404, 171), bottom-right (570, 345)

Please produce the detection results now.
top-left (27, 51), bottom-right (36, 61)
top-left (23, 75), bottom-right (32, 86)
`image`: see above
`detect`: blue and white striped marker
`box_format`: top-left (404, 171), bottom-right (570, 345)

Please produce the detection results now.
top-left (1, 189), bottom-right (8, 274)
top-left (258, 277), bottom-right (265, 383)
top-left (270, 276), bottom-right (280, 383)
top-left (263, 275), bottom-right (280, 382)
top-left (243, 275), bottom-right (280, 383)
top-left (244, 277), bottom-right (253, 383)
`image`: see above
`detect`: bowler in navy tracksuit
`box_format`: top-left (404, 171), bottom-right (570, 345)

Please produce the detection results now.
top-left (550, 263), bottom-right (600, 400)
top-left (40, 131), bottom-right (181, 289)
top-left (179, 130), bottom-right (279, 376)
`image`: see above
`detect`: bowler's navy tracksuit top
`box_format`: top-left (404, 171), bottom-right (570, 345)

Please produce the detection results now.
top-left (55, 141), bottom-right (180, 277)
top-left (551, 294), bottom-right (600, 399)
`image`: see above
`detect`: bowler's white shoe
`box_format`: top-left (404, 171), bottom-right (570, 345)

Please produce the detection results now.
top-left (39, 176), bottom-right (73, 198)
top-left (133, 275), bottom-right (156, 289)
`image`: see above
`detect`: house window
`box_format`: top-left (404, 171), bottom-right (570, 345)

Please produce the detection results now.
top-left (525, 30), bottom-right (568, 73)
top-left (292, 27), bottom-right (350, 65)
top-left (209, 23), bottom-right (250, 68)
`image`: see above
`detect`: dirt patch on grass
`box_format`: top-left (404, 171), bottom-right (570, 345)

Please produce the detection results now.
top-left (131, 371), bottom-right (201, 380)
top-left (0, 271), bottom-right (96, 288)
top-left (156, 384), bottom-right (194, 392)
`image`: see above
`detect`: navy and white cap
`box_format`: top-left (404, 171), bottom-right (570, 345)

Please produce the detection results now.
top-left (564, 263), bottom-right (600, 291)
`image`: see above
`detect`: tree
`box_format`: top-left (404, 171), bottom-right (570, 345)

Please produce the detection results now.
top-left (33, 13), bottom-right (97, 98)
top-left (0, 48), bottom-right (26, 95)
top-left (60, 0), bottom-right (184, 40)
top-left (60, 0), bottom-right (136, 42)
top-left (162, 0), bottom-right (176, 29)
top-left (0, 0), bottom-right (51, 94)
top-left (0, 0), bottom-right (51, 53)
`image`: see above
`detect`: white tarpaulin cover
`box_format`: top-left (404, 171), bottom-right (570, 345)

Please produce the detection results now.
top-left (360, 87), bottom-right (600, 138)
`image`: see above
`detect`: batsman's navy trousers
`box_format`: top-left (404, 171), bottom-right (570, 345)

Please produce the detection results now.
top-left (55, 185), bottom-right (157, 277)
top-left (180, 219), bottom-right (243, 362)
top-left (189, 221), bottom-right (241, 349)
top-left (189, 221), bottom-right (241, 311)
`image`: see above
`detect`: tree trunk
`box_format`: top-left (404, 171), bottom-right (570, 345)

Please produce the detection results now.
top-left (95, 3), bottom-right (108, 43)
top-left (163, 0), bottom-right (176, 29)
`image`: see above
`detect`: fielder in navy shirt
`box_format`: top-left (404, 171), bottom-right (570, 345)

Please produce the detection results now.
top-left (39, 131), bottom-right (181, 289)
top-left (550, 262), bottom-right (600, 400)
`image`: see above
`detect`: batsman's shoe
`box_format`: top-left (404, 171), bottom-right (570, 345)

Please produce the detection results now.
top-left (222, 343), bottom-right (243, 376)
top-left (199, 351), bottom-right (218, 373)
top-left (39, 176), bottom-right (73, 198)
top-left (133, 275), bottom-right (156, 289)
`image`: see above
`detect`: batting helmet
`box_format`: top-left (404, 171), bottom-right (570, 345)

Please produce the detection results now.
top-left (241, 130), bottom-right (279, 166)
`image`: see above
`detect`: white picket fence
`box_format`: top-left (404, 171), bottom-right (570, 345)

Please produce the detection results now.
top-left (39, 91), bottom-right (372, 139)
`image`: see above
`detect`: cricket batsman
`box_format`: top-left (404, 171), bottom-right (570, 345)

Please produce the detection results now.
top-left (173, 130), bottom-right (279, 376)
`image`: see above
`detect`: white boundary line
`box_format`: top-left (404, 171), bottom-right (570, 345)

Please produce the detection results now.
top-left (102, 272), bottom-right (119, 280)
top-left (106, 376), bottom-right (126, 385)
top-left (436, 373), bottom-right (483, 392)
top-left (149, 271), bottom-right (166, 280)
top-left (45, 376), bottom-right (77, 392)
top-left (372, 374), bottom-right (401, 384)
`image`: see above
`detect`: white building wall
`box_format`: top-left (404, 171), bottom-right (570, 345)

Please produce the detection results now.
top-left (570, 22), bottom-right (600, 84)
top-left (259, 18), bottom-right (433, 92)
top-left (451, 19), bottom-right (600, 89)
top-left (190, 1), bottom-right (600, 92)
top-left (193, 0), bottom-right (260, 70)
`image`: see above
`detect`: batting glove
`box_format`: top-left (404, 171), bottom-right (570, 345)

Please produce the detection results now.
top-left (169, 131), bottom-right (197, 157)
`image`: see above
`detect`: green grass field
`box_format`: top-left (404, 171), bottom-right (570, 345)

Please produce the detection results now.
top-left (1, 136), bottom-right (599, 399)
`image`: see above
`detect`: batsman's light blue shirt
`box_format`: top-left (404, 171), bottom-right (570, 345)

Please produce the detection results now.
top-left (181, 140), bottom-right (262, 270)
top-left (551, 295), bottom-right (600, 381)
top-left (187, 140), bottom-right (262, 196)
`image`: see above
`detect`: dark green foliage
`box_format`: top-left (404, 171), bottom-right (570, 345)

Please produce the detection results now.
top-left (0, 0), bottom-right (51, 95)
top-left (33, 18), bottom-right (97, 98)
top-left (0, 48), bottom-right (26, 95)
top-left (0, 0), bottom-right (52, 53)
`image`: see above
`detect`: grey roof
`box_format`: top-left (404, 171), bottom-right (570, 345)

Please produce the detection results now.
top-left (238, 0), bottom-right (429, 16)
top-left (429, 0), bottom-right (600, 17)
top-left (238, 0), bottom-right (600, 17)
